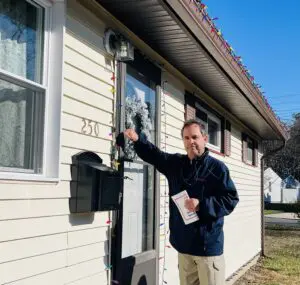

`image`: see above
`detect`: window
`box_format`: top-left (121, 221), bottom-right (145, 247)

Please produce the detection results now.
top-left (185, 93), bottom-right (231, 156)
top-left (0, 79), bottom-right (45, 173)
top-left (247, 137), bottom-right (254, 164)
top-left (0, 0), bottom-right (64, 180)
top-left (196, 103), bottom-right (221, 152)
top-left (242, 133), bottom-right (258, 166)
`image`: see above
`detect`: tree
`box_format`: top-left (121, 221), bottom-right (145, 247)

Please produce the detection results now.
top-left (263, 113), bottom-right (300, 181)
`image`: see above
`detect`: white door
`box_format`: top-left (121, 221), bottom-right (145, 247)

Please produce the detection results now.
top-left (122, 162), bottom-right (144, 257)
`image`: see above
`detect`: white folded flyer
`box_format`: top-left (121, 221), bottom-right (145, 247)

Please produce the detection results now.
top-left (171, 190), bottom-right (199, 225)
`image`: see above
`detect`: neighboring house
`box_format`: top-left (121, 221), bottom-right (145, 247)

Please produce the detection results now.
top-left (0, 0), bottom-right (288, 285)
top-left (264, 167), bottom-right (283, 203)
top-left (264, 170), bottom-right (300, 204)
top-left (281, 175), bottom-right (300, 203)
top-left (264, 168), bottom-right (300, 203)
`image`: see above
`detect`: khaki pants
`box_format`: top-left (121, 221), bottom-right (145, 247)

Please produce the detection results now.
top-left (178, 253), bottom-right (225, 285)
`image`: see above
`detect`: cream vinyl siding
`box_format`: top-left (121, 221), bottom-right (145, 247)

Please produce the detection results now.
top-left (159, 73), bottom-right (185, 285)
top-left (61, 2), bottom-right (114, 284)
top-left (211, 127), bottom-right (262, 278)
top-left (0, 1), bottom-right (114, 284)
top-left (158, 72), bottom-right (262, 285)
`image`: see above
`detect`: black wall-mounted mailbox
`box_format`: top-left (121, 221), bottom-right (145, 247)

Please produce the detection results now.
top-left (70, 151), bottom-right (122, 213)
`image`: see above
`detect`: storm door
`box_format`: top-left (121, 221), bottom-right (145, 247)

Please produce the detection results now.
top-left (113, 54), bottom-right (161, 285)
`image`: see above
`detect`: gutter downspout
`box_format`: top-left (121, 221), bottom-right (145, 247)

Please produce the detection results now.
top-left (260, 140), bottom-right (286, 256)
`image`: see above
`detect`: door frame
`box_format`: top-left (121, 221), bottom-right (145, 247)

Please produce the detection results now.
top-left (111, 53), bottom-right (161, 284)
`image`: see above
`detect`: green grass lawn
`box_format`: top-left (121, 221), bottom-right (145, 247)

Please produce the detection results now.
top-left (264, 210), bottom-right (284, 215)
top-left (264, 226), bottom-right (300, 274)
top-left (234, 225), bottom-right (300, 285)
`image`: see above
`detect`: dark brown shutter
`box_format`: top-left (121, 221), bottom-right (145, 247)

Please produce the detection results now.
top-left (242, 133), bottom-right (248, 163)
top-left (185, 104), bottom-right (196, 120)
top-left (253, 140), bottom-right (259, 166)
top-left (224, 120), bottom-right (231, 156)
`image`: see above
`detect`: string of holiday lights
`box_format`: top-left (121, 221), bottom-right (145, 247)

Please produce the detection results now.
top-left (159, 81), bottom-right (171, 285)
top-left (189, 0), bottom-right (287, 131)
top-left (107, 67), bottom-right (119, 284)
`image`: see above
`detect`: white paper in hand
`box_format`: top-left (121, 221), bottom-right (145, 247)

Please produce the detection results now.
top-left (171, 190), bottom-right (199, 225)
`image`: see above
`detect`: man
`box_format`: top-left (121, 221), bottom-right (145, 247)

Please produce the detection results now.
top-left (122, 119), bottom-right (239, 285)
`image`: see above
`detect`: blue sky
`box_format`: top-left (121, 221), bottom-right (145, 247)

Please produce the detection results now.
top-left (202, 0), bottom-right (300, 124)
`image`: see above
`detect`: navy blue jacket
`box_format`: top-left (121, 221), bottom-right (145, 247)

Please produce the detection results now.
top-left (134, 133), bottom-right (239, 256)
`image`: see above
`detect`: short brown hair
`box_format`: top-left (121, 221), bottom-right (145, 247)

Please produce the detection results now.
top-left (181, 119), bottom-right (207, 137)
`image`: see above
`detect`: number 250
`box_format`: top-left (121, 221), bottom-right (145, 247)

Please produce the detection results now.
top-left (81, 118), bottom-right (99, 136)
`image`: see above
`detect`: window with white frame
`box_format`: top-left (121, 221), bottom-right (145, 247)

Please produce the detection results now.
top-left (195, 103), bottom-right (221, 151)
top-left (0, 0), bottom-right (64, 180)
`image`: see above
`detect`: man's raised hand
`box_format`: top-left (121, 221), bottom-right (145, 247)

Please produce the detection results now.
top-left (123, 129), bottom-right (139, 142)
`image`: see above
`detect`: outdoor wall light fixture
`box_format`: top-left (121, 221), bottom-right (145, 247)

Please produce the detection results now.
top-left (104, 29), bottom-right (134, 61)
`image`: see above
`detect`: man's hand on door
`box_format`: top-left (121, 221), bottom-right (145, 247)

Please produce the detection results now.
top-left (124, 129), bottom-right (139, 142)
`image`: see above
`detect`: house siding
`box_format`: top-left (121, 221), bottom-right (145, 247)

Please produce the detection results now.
top-left (159, 73), bottom-right (185, 285)
top-left (60, 3), bottom-right (114, 283)
top-left (0, 2), bottom-right (113, 284)
top-left (220, 128), bottom-right (262, 277)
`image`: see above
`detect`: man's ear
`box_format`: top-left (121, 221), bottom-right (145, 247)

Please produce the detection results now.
top-left (204, 134), bottom-right (208, 143)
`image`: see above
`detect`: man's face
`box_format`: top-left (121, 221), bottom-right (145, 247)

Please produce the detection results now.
top-left (182, 124), bottom-right (208, 160)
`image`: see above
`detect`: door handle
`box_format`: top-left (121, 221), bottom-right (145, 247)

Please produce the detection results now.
top-left (123, 176), bottom-right (133, 180)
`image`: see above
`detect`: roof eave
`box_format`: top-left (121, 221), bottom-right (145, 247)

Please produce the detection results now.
top-left (165, 0), bottom-right (288, 140)
top-left (96, 0), bottom-right (288, 141)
